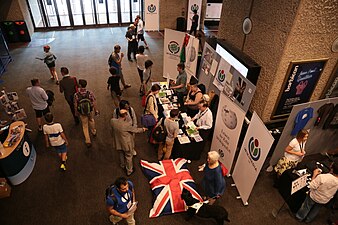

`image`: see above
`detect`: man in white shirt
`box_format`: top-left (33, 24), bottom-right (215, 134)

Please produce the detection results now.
top-left (136, 15), bottom-right (148, 48)
top-left (192, 101), bottom-right (213, 130)
top-left (26, 78), bottom-right (50, 131)
top-left (296, 161), bottom-right (338, 223)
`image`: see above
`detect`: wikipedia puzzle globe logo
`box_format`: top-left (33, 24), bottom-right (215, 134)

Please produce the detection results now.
top-left (148, 4), bottom-right (156, 13)
top-left (248, 137), bottom-right (261, 161)
top-left (168, 41), bottom-right (180, 54)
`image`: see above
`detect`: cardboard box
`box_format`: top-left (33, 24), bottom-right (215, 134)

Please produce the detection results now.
top-left (0, 178), bottom-right (11, 199)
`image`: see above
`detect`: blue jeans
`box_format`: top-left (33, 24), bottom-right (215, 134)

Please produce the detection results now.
top-left (296, 194), bottom-right (322, 223)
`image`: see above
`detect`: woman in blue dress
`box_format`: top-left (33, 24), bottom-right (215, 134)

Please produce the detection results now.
top-left (200, 151), bottom-right (226, 205)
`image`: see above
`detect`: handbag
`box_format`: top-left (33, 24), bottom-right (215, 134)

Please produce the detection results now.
top-left (141, 114), bottom-right (156, 127)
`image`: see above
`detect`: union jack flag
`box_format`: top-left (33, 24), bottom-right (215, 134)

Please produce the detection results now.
top-left (140, 158), bottom-right (203, 218)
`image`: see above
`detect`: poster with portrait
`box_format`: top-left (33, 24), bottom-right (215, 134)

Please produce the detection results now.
top-left (321, 61), bottom-right (338, 99)
top-left (272, 59), bottom-right (328, 119)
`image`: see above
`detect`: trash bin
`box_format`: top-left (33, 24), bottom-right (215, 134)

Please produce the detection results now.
top-left (176, 17), bottom-right (186, 32)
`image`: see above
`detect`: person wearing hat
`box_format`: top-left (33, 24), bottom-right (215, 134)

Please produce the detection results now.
top-left (184, 76), bottom-right (203, 117)
top-left (111, 109), bottom-right (147, 176)
top-left (125, 24), bottom-right (138, 62)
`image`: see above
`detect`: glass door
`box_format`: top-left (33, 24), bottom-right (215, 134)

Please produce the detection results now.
top-left (27, 0), bottom-right (143, 28)
top-left (107, 0), bottom-right (118, 24)
top-left (70, 0), bottom-right (84, 25)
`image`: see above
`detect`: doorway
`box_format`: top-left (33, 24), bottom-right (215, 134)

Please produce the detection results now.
top-left (26, 0), bottom-right (142, 28)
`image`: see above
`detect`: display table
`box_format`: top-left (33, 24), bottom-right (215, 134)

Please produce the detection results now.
top-left (0, 121), bottom-right (36, 185)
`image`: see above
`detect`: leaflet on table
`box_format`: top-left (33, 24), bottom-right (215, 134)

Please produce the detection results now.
top-left (193, 134), bottom-right (203, 142)
top-left (178, 135), bottom-right (191, 144)
top-left (127, 201), bottom-right (138, 215)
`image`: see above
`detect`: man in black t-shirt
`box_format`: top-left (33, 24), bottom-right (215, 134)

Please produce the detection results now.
top-left (125, 24), bottom-right (138, 62)
top-left (189, 9), bottom-right (199, 36)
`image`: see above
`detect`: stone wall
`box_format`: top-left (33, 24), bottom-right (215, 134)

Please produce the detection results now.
top-left (218, 0), bottom-right (337, 122)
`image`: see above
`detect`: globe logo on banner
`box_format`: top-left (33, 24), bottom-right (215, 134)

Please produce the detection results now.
top-left (248, 137), bottom-right (261, 161)
top-left (148, 4), bottom-right (156, 13)
top-left (218, 149), bottom-right (224, 157)
top-left (168, 41), bottom-right (180, 54)
top-left (191, 4), bottom-right (199, 12)
top-left (217, 69), bottom-right (226, 82)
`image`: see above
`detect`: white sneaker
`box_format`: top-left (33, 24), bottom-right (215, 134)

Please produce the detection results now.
top-left (133, 150), bottom-right (137, 156)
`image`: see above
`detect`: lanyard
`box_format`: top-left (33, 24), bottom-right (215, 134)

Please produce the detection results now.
top-left (299, 141), bottom-right (305, 152)
top-left (198, 108), bottom-right (208, 120)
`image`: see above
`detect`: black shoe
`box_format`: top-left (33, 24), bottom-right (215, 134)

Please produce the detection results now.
top-left (86, 143), bottom-right (92, 148)
top-left (128, 59), bottom-right (133, 62)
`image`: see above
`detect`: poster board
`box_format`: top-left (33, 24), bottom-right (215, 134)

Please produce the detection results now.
top-left (144, 0), bottom-right (159, 31)
top-left (210, 93), bottom-right (245, 175)
top-left (232, 112), bottom-right (274, 205)
top-left (321, 61), bottom-right (338, 99)
top-left (186, 0), bottom-right (202, 31)
top-left (271, 59), bottom-right (328, 119)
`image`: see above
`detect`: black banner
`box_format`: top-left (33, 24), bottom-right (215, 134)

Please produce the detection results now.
top-left (272, 59), bottom-right (327, 119)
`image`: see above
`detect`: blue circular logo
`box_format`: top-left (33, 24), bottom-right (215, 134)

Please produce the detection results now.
top-left (248, 137), bottom-right (261, 161)
top-left (148, 4), bottom-right (156, 13)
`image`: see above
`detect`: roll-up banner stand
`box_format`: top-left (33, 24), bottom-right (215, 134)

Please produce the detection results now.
top-left (232, 112), bottom-right (274, 205)
top-left (144, 0), bottom-right (159, 31)
top-left (163, 29), bottom-right (199, 80)
top-left (210, 93), bottom-right (245, 175)
top-left (187, 0), bottom-right (202, 31)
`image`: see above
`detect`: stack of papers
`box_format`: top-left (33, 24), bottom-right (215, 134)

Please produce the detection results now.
top-left (193, 134), bottom-right (203, 142)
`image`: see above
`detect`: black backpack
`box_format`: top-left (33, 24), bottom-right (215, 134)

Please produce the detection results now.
top-left (105, 184), bottom-right (117, 207)
top-left (77, 91), bottom-right (92, 115)
top-left (46, 90), bottom-right (55, 106)
top-left (151, 118), bottom-right (167, 143)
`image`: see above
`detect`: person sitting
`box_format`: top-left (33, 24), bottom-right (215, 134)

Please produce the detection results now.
top-left (192, 101), bottom-right (213, 140)
top-left (184, 77), bottom-right (203, 117)
top-left (274, 129), bottom-right (309, 176)
top-left (199, 151), bottom-right (226, 205)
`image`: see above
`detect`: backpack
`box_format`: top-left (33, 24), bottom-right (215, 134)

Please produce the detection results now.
top-left (77, 91), bottom-right (92, 115)
top-left (46, 90), bottom-right (55, 106)
top-left (151, 118), bottom-right (167, 143)
top-left (105, 184), bottom-right (118, 207)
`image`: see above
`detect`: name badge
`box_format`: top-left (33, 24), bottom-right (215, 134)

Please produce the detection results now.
top-left (127, 201), bottom-right (132, 209)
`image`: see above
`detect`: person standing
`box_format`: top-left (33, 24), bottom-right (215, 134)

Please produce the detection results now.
top-left (26, 78), bottom-right (50, 131)
top-left (184, 77), bottom-right (203, 117)
top-left (106, 177), bottom-right (137, 225)
top-left (125, 24), bottom-right (138, 62)
top-left (136, 15), bottom-right (148, 48)
top-left (108, 45), bottom-right (131, 89)
top-left (170, 63), bottom-right (187, 108)
top-left (59, 67), bottom-right (79, 124)
top-left (199, 151), bottom-right (225, 205)
top-left (36, 45), bottom-right (59, 84)
top-left (111, 109), bottom-right (146, 176)
top-left (296, 161), bottom-right (338, 223)
top-left (142, 60), bottom-right (153, 96)
top-left (74, 79), bottom-right (98, 148)
top-left (107, 66), bottom-right (122, 107)
top-left (43, 112), bottom-right (69, 171)
top-left (136, 45), bottom-right (148, 84)
top-left (189, 9), bottom-right (199, 36)
top-left (112, 100), bottom-right (138, 156)
top-left (157, 109), bottom-right (179, 161)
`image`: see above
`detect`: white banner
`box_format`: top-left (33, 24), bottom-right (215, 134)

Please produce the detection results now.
top-left (163, 28), bottom-right (185, 80)
top-left (185, 34), bottom-right (199, 78)
top-left (210, 93), bottom-right (245, 176)
top-left (163, 29), bottom-right (199, 81)
top-left (232, 112), bottom-right (274, 205)
top-left (144, 0), bottom-right (159, 31)
top-left (187, 0), bottom-right (202, 31)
